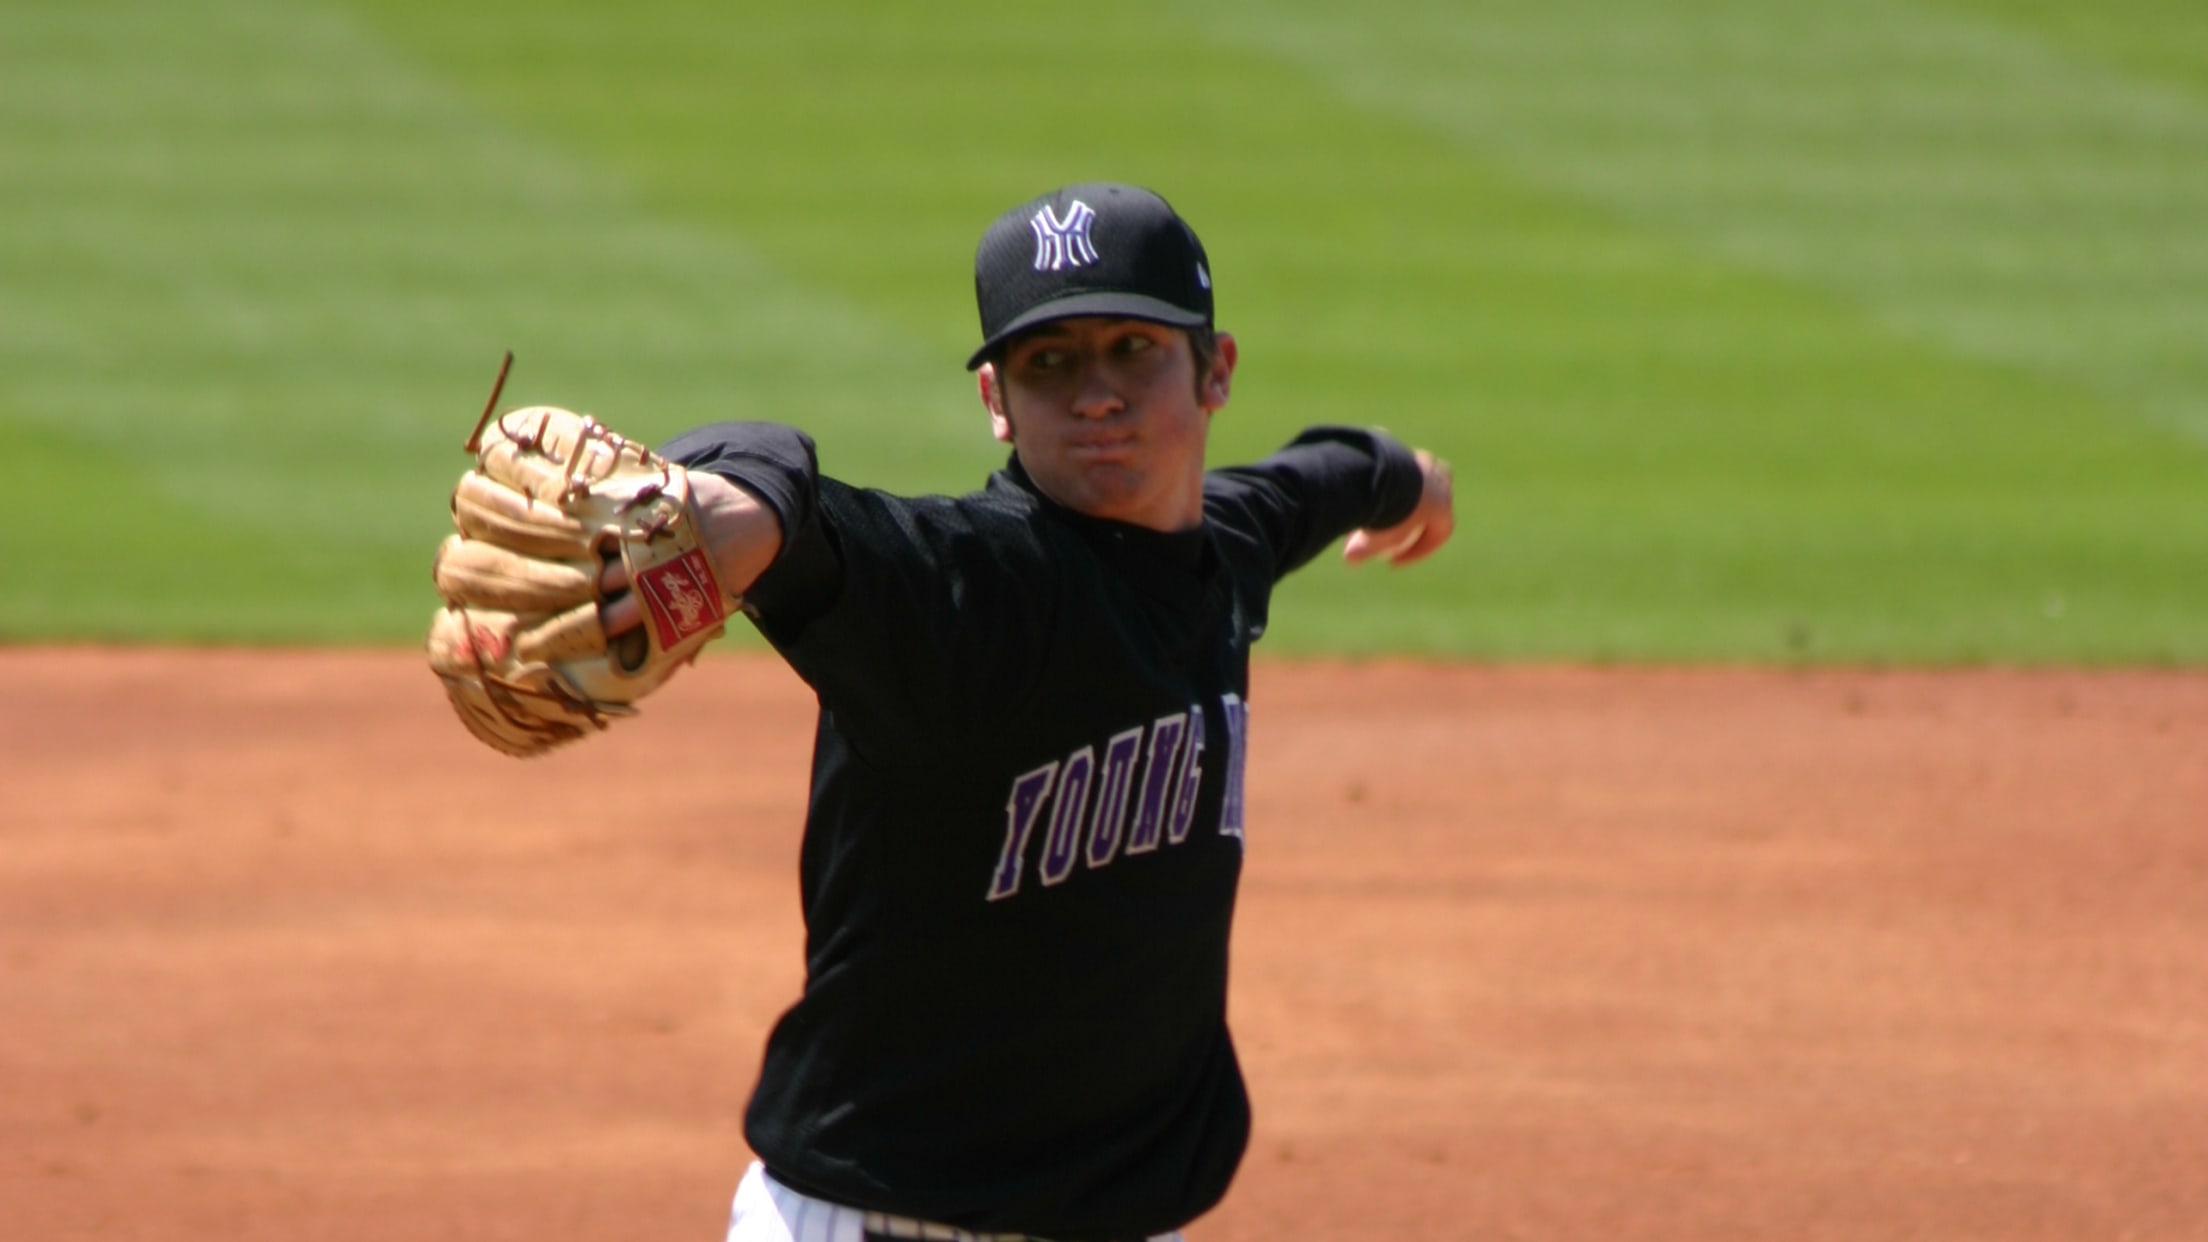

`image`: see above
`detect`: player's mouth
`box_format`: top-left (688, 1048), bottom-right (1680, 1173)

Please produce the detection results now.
top-left (1068, 436), bottom-right (1137, 462)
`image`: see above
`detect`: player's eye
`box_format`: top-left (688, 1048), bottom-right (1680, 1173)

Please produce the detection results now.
top-left (1114, 333), bottom-right (1155, 356)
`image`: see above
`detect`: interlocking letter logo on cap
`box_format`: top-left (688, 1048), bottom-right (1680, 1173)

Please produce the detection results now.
top-left (1030, 201), bottom-right (1099, 272)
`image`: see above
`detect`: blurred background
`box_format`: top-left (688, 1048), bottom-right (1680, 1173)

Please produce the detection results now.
top-left (3, 0), bottom-right (2204, 661)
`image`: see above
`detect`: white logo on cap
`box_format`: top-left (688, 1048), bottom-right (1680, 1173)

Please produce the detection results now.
top-left (1031, 201), bottom-right (1099, 272)
top-left (1196, 262), bottom-right (1210, 290)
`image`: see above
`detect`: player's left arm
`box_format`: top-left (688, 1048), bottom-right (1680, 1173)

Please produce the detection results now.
top-left (1342, 447), bottom-right (1454, 568)
top-left (1207, 426), bottom-right (1441, 579)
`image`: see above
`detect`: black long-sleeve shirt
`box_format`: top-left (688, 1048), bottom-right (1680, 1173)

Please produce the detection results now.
top-left (662, 423), bottom-right (1424, 1240)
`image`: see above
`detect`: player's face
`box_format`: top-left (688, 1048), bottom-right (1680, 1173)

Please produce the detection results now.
top-left (982, 317), bottom-right (1236, 532)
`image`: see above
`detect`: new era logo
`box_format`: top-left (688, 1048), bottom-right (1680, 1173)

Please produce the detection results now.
top-left (1030, 201), bottom-right (1099, 272)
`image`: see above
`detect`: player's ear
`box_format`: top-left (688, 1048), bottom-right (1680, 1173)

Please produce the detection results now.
top-left (1199, 332), bottom-right (1238, 414)
top-left (978, 363), bottom-right (1014, 444)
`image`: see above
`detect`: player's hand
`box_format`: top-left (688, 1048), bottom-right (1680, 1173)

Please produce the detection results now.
top-left (1344, 448), bottom-right (1454, 568)
top-left (602, 471), bottom-right (784, 636)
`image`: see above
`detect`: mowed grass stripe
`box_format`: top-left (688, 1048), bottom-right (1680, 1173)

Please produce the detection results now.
top-left (0, 0), bottom-right (976, 641)
top-left (4, 0), bottom-right (2204, 660)
top-left (1199, 0), bottom-right (2208, 443)
top-left (1156, 0), bottom-right (2208, 660)
top-left (344, 0), bottom-right (2199, 662)
top-left (1930, 0), bottom-right (2208, 102)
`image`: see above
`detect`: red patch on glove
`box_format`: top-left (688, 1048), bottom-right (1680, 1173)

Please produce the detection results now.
top-left (635, 549), bottom-right (728, 649)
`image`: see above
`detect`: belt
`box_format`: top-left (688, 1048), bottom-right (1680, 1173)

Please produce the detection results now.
top-left (752, 1161), bottom-right (1175, 1242)
top-left (861, 1213), bottom-right (1160, 1242)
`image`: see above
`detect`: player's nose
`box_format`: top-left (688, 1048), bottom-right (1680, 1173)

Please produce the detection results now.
top-left (1069, 360), bottom-right (1125, 419)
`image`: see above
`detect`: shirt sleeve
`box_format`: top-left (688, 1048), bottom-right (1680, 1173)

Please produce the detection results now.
top-left (1204, 426), bottom-right (1426, 581)
top-left (660, 422), bottom-right (1052, 764)
top-left (660, 420), bottom-right (844, 626)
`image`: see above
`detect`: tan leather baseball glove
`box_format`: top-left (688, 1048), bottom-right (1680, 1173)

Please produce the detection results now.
top-left (426, 403), bottom-right (735, 757)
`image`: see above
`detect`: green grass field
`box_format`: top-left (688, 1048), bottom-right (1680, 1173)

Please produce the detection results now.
top-left (3, 0), bottom-right (2204, 660)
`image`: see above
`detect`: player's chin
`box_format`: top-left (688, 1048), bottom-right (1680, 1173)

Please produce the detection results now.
top-left (1057, 467), bottom-right (1150, 520)
top-left (1079, 462), bottom-right (1146, 499)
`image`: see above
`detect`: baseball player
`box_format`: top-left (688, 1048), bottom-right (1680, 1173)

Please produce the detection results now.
top-left (607, 183), bottom-right (1453, 1241)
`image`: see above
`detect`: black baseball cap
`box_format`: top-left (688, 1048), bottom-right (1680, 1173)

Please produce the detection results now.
top-left (966, 182), bottom-right (1213, 370)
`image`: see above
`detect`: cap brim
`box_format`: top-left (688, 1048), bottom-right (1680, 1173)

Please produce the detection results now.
top-left (966, 292), bottom-right (1209, 370)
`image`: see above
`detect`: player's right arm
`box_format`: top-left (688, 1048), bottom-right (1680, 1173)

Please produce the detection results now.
top-left (691, 471), bottom-right (788, 594)
top-left (596, 424), bottom-right (803, 635)
top-left (599, 471), bottom-right (784, 635)
top-left (608, 420), bottom-right (1057, 761)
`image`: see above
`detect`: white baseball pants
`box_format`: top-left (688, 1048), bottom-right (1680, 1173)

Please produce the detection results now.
top-left (724, 1161), bottom-right (1187, 1242)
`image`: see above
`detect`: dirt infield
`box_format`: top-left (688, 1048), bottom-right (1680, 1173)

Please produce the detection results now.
top-left (5, 650), bottom-right (2206, 1242)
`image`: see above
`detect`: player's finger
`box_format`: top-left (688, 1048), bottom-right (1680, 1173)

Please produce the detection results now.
top-left (1343, 528), bottom-right (1395, 565)
top-left (601, 591), bottom-right (642, 637)
top-left (1381, 517), bottom-right (1452, 567)
top-left (1386, 503), bottom-right (1455, 565)
top-left (598, 561), bottom-right (642, 636)
top-left (1344, 521), bottom-right (1424, 566)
